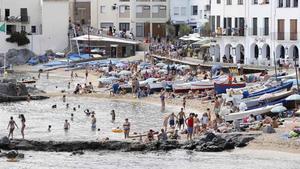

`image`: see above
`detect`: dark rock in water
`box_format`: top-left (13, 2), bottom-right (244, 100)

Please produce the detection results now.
top-left (236, 136), bottom-right (256, 147)
top-left (17, 153), bottom-right (25, 159)
top-left (27, 86), bottom-right (46, 95)
top-left (0, 93), bottom-right (49, 102)
top-left (126, 142), bottom-right (147, 152)
top-left (0, 133), bottom-right (259, 153)
top-left (71, 150), bottom-right (84, 156)
top-left (0, 80), bottom-right (28, 96)
top-left (0, 137), bottom-right (10, 145)
top-left (6, 150), bottom-right (18, 159)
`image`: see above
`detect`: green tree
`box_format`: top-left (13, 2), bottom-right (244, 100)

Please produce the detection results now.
top-left (179, 24), bottom-right (191, 36)
top-left (6, 31), bottom-right (30, 46)
top-left (200, 22), bottom-right (211, 37)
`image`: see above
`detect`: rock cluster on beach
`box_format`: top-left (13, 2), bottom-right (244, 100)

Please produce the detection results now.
top-left (0, 133), bottom-right (258, 154)
top-left (0, 49), bottom-right (35, 67)
top-left (0, 79), bottom-right (49, 102)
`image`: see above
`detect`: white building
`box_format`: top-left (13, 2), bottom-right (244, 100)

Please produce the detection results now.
top-left (91, 0), bottom-right (169, 39)
top-left (69, 0), bottom-right (91, 25)
top-left (209, 0), bottom-right (300, 66)
top-left (0, 0), bottom-right (69, 55)
top-left (170, 0), bottom-right (211, 35)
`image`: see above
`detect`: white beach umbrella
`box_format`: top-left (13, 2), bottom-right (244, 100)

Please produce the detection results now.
top-left (118, 70), bottom-right (131, 76)
top-left (285, 94), bottom-right (300, 101)
top-left (271, 105), bottom-right (287, 113)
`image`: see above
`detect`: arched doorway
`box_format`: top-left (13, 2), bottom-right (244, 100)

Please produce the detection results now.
top-left (224, 44), bottom-right (232, 63)
top-left (276, 45), bottom-right (285, 59)
top-left (250, 43), bottom-right (259, 64)
top-left (289, 45), bottom-right (299, 65)
top-left (236, 44), bottom-right (245, 64)
top-left (211, 44), bottom-right (220, 62)
top-left (262, 44), bottom-right (271, 61)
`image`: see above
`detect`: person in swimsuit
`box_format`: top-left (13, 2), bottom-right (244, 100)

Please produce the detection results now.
top-left (62, 95), bottom-right (66, 103)
top-left (7, 116), bottom-right (18, 139)
top-left (71, 113), bottom-right (74, 121)
top-left (168, 113), bottom-right (177, 129)
top-left (178, 108), bottom-right (186, 130)
top-left (91, 115), bottom-right (97, 130)
top-left (185, 113), bottom-right (194, 141)
top-left (19, 114), bottom-right (26, 139)
top-left (123, 118), bottom-right (130, 139)
top-left (193, 114), bottom-right (201, 135)
top-left (111, 110), bottom-right (116, 122)
top-left (64, 119), bottom-right (70, 130)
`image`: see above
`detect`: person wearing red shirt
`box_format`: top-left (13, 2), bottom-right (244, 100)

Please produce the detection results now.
top-left (186, 113), bottom-right (194, 141)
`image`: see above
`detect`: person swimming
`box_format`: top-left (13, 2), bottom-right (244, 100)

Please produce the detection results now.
top-left (52, 105), bottom-right (57, 109)
top-left (84, 109), bottom-right (91, 116)
top-left (71, 113), bottom-right (74, 121)
top-left (66, 103), bottom-right (69, 109)
top-left (48, 125), bottom-right (52, 132)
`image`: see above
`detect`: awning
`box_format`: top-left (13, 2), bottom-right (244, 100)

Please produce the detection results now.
top-left (72, 35), bottom-right (140, 45)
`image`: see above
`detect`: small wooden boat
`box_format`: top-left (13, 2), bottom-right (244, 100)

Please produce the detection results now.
top-left (214, 83), bottom-right (246, 94)
top-left (190, 80), bottom-right (214, 91)
top-left (244, 82), bottom-right (293, 98)
top-left (172, 83), bottom-right (191, 93)
top-left (224, 103), bottom-right (282, 121)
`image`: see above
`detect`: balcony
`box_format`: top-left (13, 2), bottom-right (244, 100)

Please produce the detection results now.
top-left (5, 15), bottom-right (30, 24)
top-left (215, 27), bottom-right (244, 36)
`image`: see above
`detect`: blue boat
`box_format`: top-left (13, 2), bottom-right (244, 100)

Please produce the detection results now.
top-left (243, 82), bottom-right (293, 98)
top-left (214, 83), bottom-right (246, 94)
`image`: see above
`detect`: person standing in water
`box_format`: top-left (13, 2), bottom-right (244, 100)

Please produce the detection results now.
top-left (123, 118), bottom-right (130, 139)
top-left (7, 117), bottom-right (18, 139)
top-left (111, 110), bottom-right (116, 122)
top-left (62, 95), bottom-right (66, 103)
top-left (160, 90), bottom-right (166, 111)
top-left (46, 72), bottom-right (49, 79)
top-left (168, 113), bottom-right (177, 129)
top-left (91, 114), bottom-right (97, 130)
top-left (19, 114), bottom-right (26, 139)
top-left (178, 108), bottom-right (186, 130)
top-left (67, 82), bottom-right (71, 89)
top-left (64, 120), bottom-right (70, 130)
top-left (71, 71), bottom-right (74, 80)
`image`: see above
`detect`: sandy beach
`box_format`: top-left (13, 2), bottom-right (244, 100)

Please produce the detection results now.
top-left (8, 56), bottom-right (300, 154)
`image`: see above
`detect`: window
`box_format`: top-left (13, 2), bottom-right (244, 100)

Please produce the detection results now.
top-left (100, 6), bottom-right (106, 13)
top-left (192, 5), bottom-right (198, 15)
top-left (277, 19), bottom-right (285, 40)
top-left (174, 7), bottom-right (179, 16)
top-left (290, 19), bottom-right (297, 40)
top-left (253, 0), bottom-right (258, 4)
top-left (6, 24), bottom-right (16, 35)
top-left (286, 0), bottom-right (291, 7)
top-left (264, 17), bottom-right (269, 35)
top-left (181, 7), bottom-right (186, 16)
top-left (100, 22), bottom-right (113, 29)
top-left (238, 0), bottom-right (243, 5)
top-left (217, 0), bottom-right (221, 4)
top-left (294, 0), bottom-right (298, 7)
top-left (278, 0), bottom-right (284, 7)
top-left (226, 0), bottom-right (232, 5)
top-left (5, 9), bottom-right (9, 20)
top-left (252, 18), bottom-right (257, 35)
top-left (216, 16), bottom-right (221, 28)
top-left (31, 26), bottom-right (36, 33)
top-left (21, 26), bottom-right (26, 32)
top-left (119, 23), bottom-right (130, 31)
top-left (136, 23), bottom-right (144, 37)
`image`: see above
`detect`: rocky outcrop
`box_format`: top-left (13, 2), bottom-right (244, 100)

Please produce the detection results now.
top-left (0, 49), bottom-right (35, 66)
top-left (0, 133), bottom-right (259, 153)
top-left (0, 79), bottom-right (49, 102)
top-left (0, 79), bottom-right (28, 96)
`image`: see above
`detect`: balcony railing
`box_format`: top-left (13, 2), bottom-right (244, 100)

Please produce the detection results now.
top-left (5, 15), bottom-right (30, 24)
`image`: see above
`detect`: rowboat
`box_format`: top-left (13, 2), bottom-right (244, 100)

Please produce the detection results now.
top-left (224, 103), bottom-right (282, 121)
top-left (190, 80), bottom-right (214, 91)
top-left (243, 82), bottom-right (293, 98)
top-left (214, 83), bottom-right (246, 94)
top-left (19, 80), bottom-right (36, 84)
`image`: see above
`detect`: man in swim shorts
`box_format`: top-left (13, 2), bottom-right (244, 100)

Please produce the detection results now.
top-left (178, 108), bottom-right (186, 130)
top-left (123, 118), bottom-right (130, 139)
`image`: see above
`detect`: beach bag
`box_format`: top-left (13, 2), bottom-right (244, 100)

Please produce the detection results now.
top-left (263, 126), bottom-right (275, 134)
